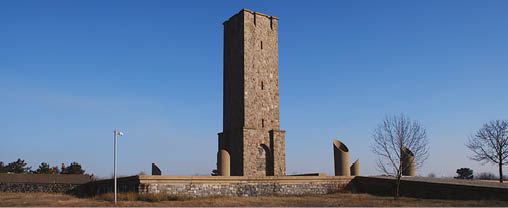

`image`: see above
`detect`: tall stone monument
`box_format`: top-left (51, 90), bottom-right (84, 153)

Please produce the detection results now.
top-left (217, 9), bottom-right (286, 176)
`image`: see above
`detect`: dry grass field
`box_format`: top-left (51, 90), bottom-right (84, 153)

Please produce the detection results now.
top-left (1, 192), bottom-right (507, 207)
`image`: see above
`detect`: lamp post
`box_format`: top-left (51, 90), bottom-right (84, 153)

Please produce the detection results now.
top-left (114, 130), bottom-right (123, 205)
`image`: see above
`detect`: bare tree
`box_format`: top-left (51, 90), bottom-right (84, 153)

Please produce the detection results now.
top-left (466, 120), bottom-right (508, 183)
top-left (371, 114), bottom-right (429, 199)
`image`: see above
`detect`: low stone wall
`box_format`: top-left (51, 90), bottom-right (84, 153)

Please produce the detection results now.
top-left (89, 175), bottom-right (354, 197)
top-left (82, 175), bottom-right (140, 196)
top-left (0, 183), bottom-right (81, 193)
top-left (141, 183), bottom-right (341, 197)
top-left (6, 173), bottom-right (508, 200)
top-left (0, 173), bottom-right (92, 193)
top-left (353, 176), bottom-right (508, 200)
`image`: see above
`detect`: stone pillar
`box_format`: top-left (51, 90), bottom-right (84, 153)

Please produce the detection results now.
top-left (350, 159), bottom-right (360, 176)
top-left (270, 130), bottom-right (286, 176)
top-left (401, 146), bottom-right (416, 176)
top-left (218, 149), bottom-right (230, 176)
top-left (333, 140), bottom-right (350, 176)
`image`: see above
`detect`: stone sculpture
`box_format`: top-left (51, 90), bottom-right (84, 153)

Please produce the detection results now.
top-left (333, 140), bottom-right (350, 176)
top-left (152, 163), bottom-right (161, 175)
top-left (350, 159), bottom-right (360, 176)
top-left (218, 149), bottom-right (230, 176)
top-left (401, 146), bottom-right (416, 176)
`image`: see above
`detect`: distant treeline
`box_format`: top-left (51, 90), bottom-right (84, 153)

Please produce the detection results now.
top-left (427, 168), bottom-right (507, 180)
top-left (0, 158), bottom-right (85, 174)
top-left (474, 172), bottom-right (508, 180)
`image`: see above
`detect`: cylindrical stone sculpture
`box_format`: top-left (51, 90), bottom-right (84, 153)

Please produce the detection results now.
top-left (333, 140), bottom-right (350, 176)
top-left (350, 159), bottom-right (360, 176)
top-left (151, 163), bottom-right (161, 175)
top-left (218, 149), bottom-right (230, 176)
top-left (401, 146), bottom-right (416, 176)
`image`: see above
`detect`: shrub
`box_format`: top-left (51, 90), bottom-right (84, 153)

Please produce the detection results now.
top-left (61, 162), bottom-right (85, 174)
top-left (34, 162), bottom-right (52, 174)
top-left (454, 168), bottom-right (473, 179)
top-left (7, 158), bottom-right (31, 173)
top-left (0, 162), bottom-right (7, 173)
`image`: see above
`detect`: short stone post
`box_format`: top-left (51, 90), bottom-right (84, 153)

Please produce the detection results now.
top-left (350, 159), bottom-right (360, 176)
top-left (218, 149), bottom-right (230, 176)
top-left (333, 140), bottom-right (350, 176)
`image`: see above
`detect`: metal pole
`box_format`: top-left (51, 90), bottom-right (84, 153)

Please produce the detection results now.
top-left (114, 129), bottom-right (117, 205)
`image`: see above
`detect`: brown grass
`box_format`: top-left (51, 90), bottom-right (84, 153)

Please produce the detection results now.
top-left (94, 192), bottom-right (191, 202)
top-left (0, 192), bottom-right (507, 207)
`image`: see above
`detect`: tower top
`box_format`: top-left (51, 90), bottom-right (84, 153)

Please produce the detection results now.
top-left (223, 9), bottom-right (279, 25)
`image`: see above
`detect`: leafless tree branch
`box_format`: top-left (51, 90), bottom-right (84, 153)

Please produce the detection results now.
top-left (371, 114), bottom-right (429, 199)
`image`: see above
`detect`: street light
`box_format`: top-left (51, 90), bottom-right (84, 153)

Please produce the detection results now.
top-left (114, 129), bottom-right (124, 205)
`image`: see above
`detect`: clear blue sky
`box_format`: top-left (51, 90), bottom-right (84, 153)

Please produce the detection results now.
top-left (1, 0), bottom-right (507, 178)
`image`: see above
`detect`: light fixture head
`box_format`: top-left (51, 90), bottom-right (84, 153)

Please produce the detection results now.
top-left (118, 132), bottom-right (124, 136)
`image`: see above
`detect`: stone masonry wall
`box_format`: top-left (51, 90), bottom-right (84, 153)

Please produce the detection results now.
top-left (0, 173), bottom-right (92, 193)
top-left (243, 128), bottom-right (269, 176)
top-left (270, 130), bottom-right (286, 175)
top-left (139, 182), bottom-right (347, 197)
top-left (88, 175), bottom-right (354, 197)
top-left (222, 9), bottom-right (245, 133)
top-left (218, 130), bottom-right (244, 176)
top-left (220, 9), bottom-right (245, 176)
top-left (89, 175), bottom-right (508, 200)
top-left (243, 11), bottom-right (285, 176)
top-left (0, 183), bottom-right (81, 193)
top-left (242, 10), bottom-right (285, 177)
top-left (243, 7), bottom-right (280, 131)
top-left (353, 176), bottom-right (508, 200)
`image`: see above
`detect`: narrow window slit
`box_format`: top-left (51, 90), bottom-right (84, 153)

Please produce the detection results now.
top-left (270, 16), bottom-right (273, 30)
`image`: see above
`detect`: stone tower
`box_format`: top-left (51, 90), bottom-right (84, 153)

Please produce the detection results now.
top-left (218, 9), bottom-right (286, 176)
